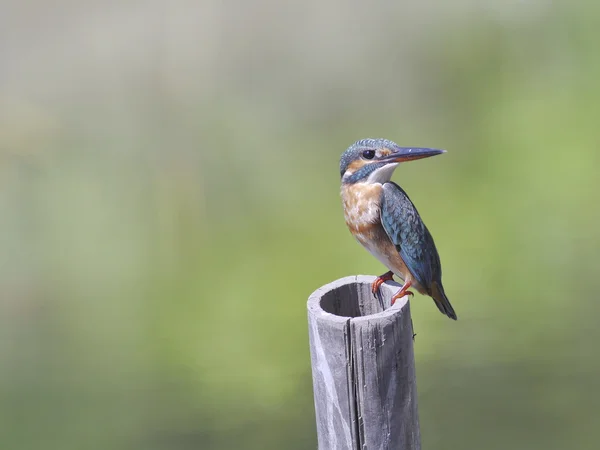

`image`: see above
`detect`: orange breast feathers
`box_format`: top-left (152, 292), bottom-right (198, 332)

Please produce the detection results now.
top-left (341, 183), bottom-right (384, 235)
top-left (341, 182), bottom-right (417, 286)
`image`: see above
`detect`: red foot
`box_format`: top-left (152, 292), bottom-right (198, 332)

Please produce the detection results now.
top-left (371, 271), bottom-right (394, 295)
top-left (391, 280), bottom-right (414, 305)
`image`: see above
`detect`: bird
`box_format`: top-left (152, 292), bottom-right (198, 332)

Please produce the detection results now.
top-left (339, 138), bottom-right (457, 320)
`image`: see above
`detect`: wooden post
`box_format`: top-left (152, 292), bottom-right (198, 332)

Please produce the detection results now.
top-left (307, 275), bottom-right (420, 450)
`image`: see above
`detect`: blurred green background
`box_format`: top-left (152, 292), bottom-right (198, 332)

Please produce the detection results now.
top-left (2, 1), bottom-right (600, 449)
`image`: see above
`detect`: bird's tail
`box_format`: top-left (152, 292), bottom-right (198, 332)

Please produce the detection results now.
top-left (431, 282), bottom-right (457, 320)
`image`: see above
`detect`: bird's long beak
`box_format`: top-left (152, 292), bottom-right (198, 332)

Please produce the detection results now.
top-left (379, 147), bottom-right (446, 164)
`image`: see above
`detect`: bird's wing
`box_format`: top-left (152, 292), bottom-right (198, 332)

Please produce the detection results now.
top-left (380, 182), bottom-right (441, 291)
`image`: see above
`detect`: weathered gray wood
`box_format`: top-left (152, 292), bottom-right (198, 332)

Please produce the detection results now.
top-left (307, 275), bottom-right (420, 450)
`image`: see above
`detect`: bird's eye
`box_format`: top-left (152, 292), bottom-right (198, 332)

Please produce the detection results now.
top-left (362, 150), bottom-right (376, 159)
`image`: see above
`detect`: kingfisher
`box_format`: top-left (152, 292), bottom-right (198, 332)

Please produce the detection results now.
top-left (340, 138), bottom-right (457, 320)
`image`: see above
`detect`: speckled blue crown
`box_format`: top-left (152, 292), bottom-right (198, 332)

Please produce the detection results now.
top-left (339, 138), bottom-right (399, 177)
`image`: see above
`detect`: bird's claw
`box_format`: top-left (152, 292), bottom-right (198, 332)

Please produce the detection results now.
top-left (371, 271), bottom-right (394, 295)
top-left (391, 290), bottom-right (414, 305)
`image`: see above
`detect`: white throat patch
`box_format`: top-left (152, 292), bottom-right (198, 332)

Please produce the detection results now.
top-left (366, 163), bottom-right (398, 184)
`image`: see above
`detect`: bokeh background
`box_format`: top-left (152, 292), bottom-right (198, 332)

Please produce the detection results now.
top-left (2, 1), bottom-right (600, 449)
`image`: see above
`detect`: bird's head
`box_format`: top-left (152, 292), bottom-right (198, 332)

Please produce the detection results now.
top-left (340, 138), bottom-right (445, 184)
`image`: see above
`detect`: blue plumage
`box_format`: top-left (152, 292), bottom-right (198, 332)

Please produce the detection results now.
top-left (380, 182), bottom-right (438, 292)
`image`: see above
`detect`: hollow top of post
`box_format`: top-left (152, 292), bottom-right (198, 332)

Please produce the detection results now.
top-left (307, 275), bottom-right (409, 325)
